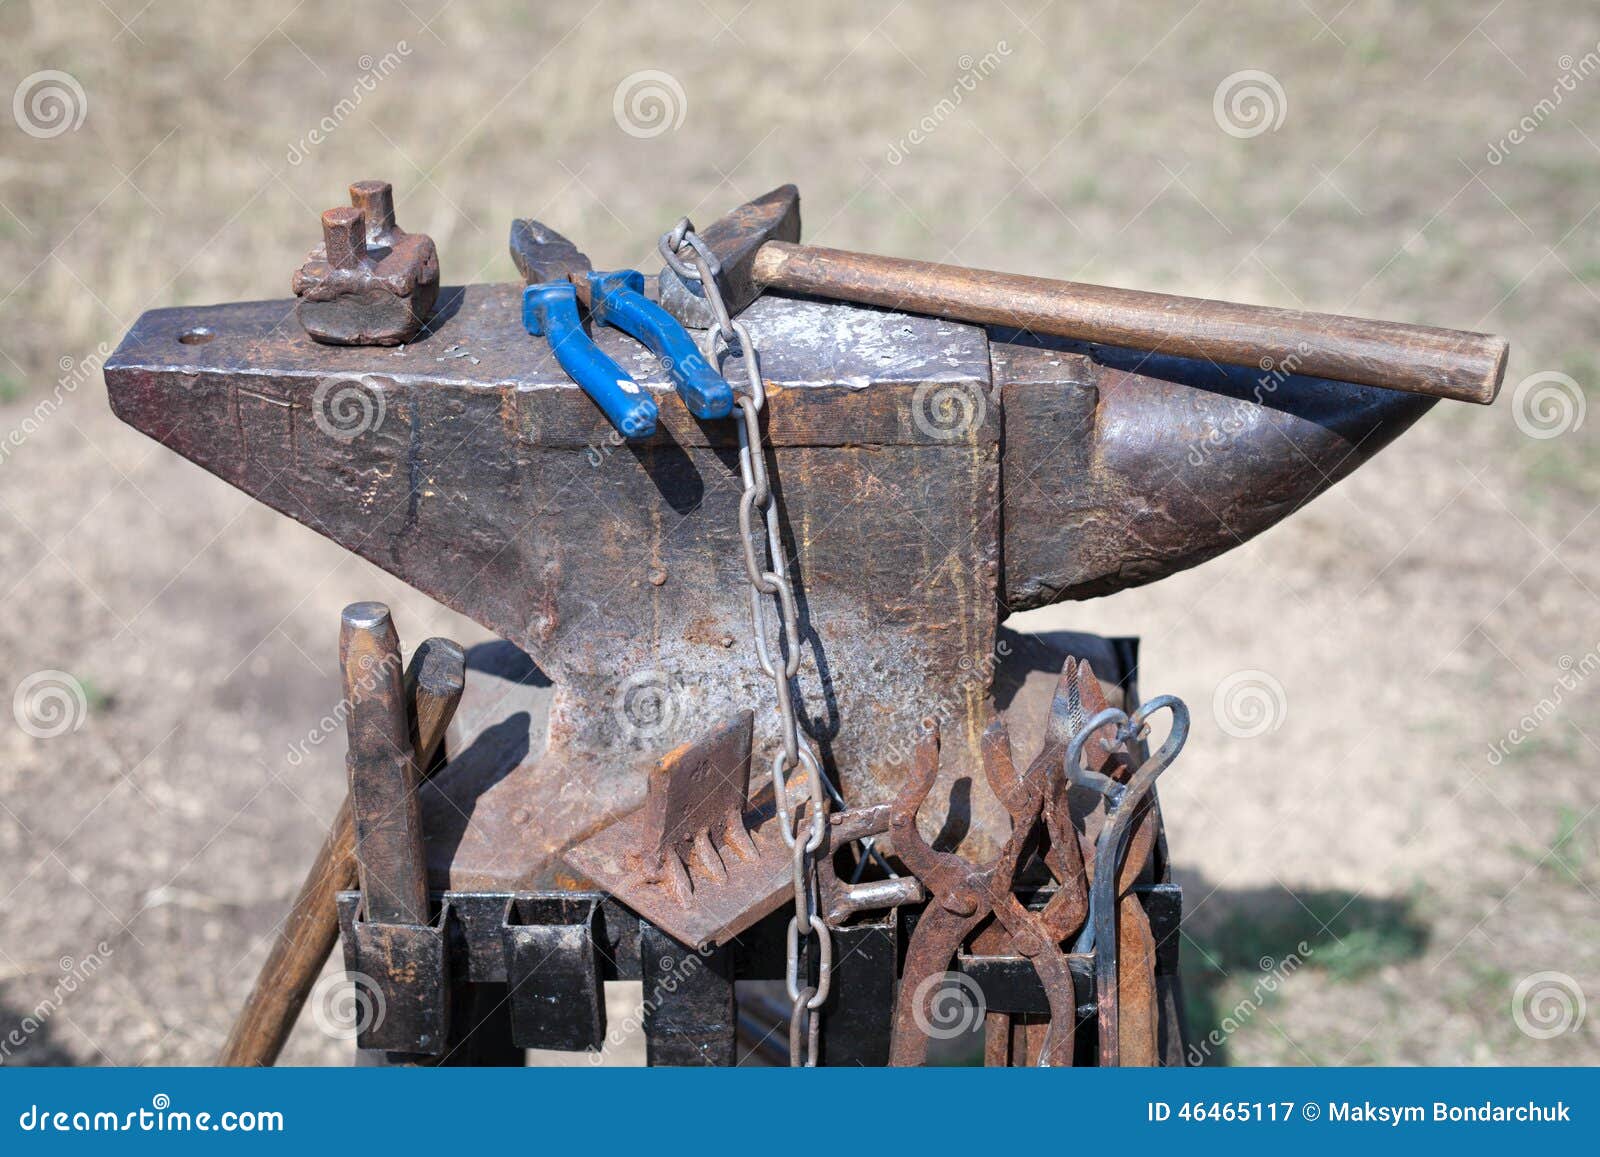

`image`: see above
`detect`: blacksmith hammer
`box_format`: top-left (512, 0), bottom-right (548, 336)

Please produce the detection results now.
top-left (512, 219), bottom-right (734, 437)
top-left (659, 185), bottom-right (1508, 404)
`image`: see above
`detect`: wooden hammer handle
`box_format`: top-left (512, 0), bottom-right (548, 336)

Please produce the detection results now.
top-left (217, 636), bottom-right (464, 1067)
top-left (752, 242), bottom-right (1507, 405)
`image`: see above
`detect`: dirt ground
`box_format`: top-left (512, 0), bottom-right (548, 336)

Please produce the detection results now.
top-left (0, 0), bottom-right (1596, 1066)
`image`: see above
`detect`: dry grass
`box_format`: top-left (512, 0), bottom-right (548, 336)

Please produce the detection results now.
top-left (0, 0), bottom-right (1596, 1065)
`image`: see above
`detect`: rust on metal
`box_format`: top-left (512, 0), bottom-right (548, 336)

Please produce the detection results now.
top-left (293, 180), bottom-right (440, 346)
top-left (657, 184), bottom-right (800, 329)
top-left (887, 719), bottom-right (1079, 1067)
top-left (339, 601), bottom-right (428, 927)
top-left (508, 219), bottom-right (595, 306)
top-left (662, 185), bottom-right (1506, 404)
top-left (563, 711), bottom-right (796, 948)
top-left (1065, 657), bottom-right (1160, 1066)
top-left (815, 804), bottom-right (924, 925)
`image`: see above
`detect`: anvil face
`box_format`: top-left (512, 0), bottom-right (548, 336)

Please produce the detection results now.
top-left (106, 284), bottom-right (1009, 879)
top-left (104, 283), bottom-right (1431, 882)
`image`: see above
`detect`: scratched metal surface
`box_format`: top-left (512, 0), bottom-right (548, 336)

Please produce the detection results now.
top-left (106, 287), bottom-right (1004, 886)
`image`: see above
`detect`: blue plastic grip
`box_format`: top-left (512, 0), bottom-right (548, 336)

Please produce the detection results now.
top-left (522, 282), bottom-right (657, 439)
top-left (587, 271), bottom-right (735, 421)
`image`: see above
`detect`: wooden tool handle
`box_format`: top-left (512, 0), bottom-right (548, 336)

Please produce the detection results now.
top-left (216, 800), bottom-right (358, 1067)
top-left (752, 242), bottom-right (1507, 405)
top-left (217, 636), bottom-right (465, 1067)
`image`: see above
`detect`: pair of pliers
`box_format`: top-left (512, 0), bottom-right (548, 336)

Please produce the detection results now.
top-left (509, 220), bottom-right (734, 438)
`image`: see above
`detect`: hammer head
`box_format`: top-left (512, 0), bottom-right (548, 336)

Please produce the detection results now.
top-left (658, 184), bottom-right (800, 329)
top-left (509, 219), bottom-right (594, 302)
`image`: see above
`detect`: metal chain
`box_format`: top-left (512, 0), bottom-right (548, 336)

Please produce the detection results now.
top-left (660, 221), bottom-right (832, 1066)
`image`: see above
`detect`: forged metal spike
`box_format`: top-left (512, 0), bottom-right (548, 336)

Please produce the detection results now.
top-left (564, 711), bottom-right (799, 948)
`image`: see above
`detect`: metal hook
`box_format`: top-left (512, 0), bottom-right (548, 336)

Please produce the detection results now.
top-left (1065, 705), bottom-right (1132, 807)
top-left (1067, 693), bottom-right (1189, 1067)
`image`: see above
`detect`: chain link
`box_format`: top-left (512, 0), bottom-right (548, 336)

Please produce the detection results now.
top-left (660, 221), bottom-right (833, 1066)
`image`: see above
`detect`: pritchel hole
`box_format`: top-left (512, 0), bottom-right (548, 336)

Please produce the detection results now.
top-left (177, 327), bottom-right (215, 345)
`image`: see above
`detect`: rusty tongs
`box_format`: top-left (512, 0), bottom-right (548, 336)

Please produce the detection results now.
top-left (888, 717), bottom-right (1085, 1066)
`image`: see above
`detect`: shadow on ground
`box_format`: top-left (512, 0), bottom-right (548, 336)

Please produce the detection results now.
top-left (0, 995), bottom-right (80, 1066)
top-left (1176, 878), bottom-right (1430, 1066)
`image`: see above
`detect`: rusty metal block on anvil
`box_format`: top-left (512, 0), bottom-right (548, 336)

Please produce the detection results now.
top-left (293, 180), bottom-right (440, 346)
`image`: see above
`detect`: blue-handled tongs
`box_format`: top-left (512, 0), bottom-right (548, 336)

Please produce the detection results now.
top-left (510, 220), bottom-right (733, 438)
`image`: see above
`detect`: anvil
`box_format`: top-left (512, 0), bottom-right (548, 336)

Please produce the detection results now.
top-left (103, 191), bottom-right (1433, 887)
